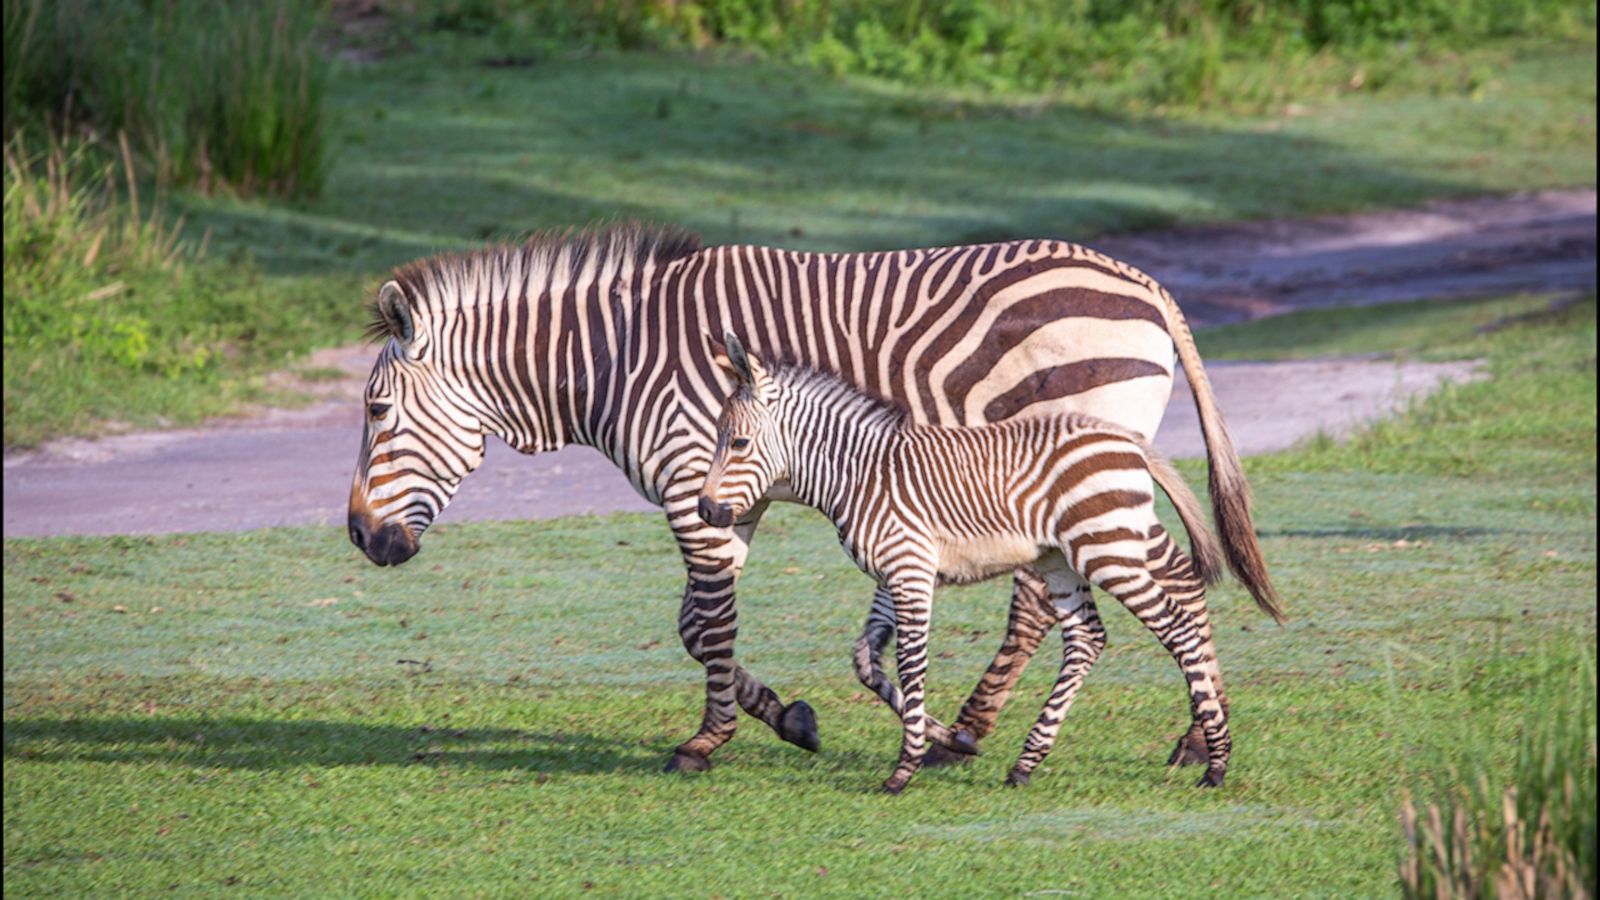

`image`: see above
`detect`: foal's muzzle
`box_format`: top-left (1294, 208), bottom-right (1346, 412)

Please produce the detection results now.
top-left (348, 512), bottom-right (419, 566)
top-left (698, 494), bottom-right (735, 528)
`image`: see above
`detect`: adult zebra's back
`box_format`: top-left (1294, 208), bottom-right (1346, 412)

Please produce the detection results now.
top-left (347, 224), bottom-right (1276, 772)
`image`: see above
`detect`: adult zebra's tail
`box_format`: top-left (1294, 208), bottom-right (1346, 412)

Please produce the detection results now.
top-left (1157, 287), bottom-right (1288, 624)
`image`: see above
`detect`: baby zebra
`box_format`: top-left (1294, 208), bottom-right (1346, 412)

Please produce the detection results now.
top-left (698, 333), bottom-right (1267, 794)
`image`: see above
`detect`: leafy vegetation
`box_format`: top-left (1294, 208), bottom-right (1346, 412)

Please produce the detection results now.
top-left (3, 0), bottom-right (327, 198)
top-left (1, 133), bottom-right (363, 447)
top-left (393, 0), bottom-right (1596, 113)
top-left (4, 295), bottom-right (1594, 894)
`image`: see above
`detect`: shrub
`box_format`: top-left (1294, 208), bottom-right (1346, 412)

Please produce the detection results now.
top-left (3, 0), bottom-right (328, 199)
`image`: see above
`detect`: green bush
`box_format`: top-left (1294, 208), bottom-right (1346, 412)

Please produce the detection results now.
top-left (395, 0), bottom-right (1596, 110)
top-left (2, 132), bottom-right (360, 447)
top-left (3, 0), bottom-right (328, 198)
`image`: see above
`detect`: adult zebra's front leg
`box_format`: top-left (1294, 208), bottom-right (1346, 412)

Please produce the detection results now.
top-left (664, 497), bottom-right (819, 773)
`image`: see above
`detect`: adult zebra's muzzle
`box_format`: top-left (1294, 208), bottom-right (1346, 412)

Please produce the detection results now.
top-left (348, 511), bottom-right (419, 567)
top-left (697, 494), bottom-right (736, 528)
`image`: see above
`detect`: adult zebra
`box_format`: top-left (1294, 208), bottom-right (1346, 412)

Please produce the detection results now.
top-left (347, 223), bottom-right (1274, 773)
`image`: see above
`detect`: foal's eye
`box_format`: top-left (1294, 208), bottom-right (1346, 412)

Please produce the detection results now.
top-left (731, 437), bottom-right (751, 451)
top-left (368, 402), bottom-right (391, 420)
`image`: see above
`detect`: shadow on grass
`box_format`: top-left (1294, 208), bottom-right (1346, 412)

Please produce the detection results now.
top-left (181, 53), bottom-right (1473, 274)
top-left (2, 716), bottom-right (661, 774)
top-left (1268, 525), bottom-right (1499, 541)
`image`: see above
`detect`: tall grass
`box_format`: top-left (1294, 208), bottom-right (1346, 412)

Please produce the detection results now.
top-left (401, 0), bottom-right (1596, 111)
top-left (2, 131), bottom-right (360, 447)
top-left (3, 0), bottom-right (328, 198)
top-left (1399, 649), bottom-right (1597, 898)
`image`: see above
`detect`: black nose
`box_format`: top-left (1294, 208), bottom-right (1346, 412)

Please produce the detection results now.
top-left (698, 495), bottom-right (734, 527)
top-left (348, 513), bottom-right (369, 552)
top-left (350, 513), bottom-right (418, 566)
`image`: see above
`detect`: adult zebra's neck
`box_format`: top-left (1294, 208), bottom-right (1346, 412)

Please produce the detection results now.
top-left (392, 225), bottom-right (701, 456)
top-left (769, 368), bottom-right (904, 521)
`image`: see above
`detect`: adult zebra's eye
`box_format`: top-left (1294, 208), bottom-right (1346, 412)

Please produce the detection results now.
top-left (731, 437), bottom-right (751, 451)
top-left (368, 402), bottom-right (391, 420)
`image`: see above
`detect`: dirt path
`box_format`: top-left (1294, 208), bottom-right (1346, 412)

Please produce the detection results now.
top-left (4, 189), bottom-right (1592, 538)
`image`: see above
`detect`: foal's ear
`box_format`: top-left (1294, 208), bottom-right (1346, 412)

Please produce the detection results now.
top-left (722, 331), bottom-right (767, 385)
top-left (369, 280), bottom-right (415, 345)
top-left (706, 332), bottom-right (736, 377)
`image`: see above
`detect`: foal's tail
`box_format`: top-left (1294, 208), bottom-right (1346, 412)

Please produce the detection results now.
top-left (1146, 449), bottom-right (1225, 587)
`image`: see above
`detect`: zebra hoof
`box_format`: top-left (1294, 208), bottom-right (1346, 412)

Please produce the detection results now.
top-left (664, 751), bottom-right (712, 774)
top-left (1004, 769), bottom-right (1031, 788)
top-left (880, 779), bottom-right (908, 795)
top-left (1196, 769), bottom-right (1225, 789)
top-left (923, 741), bottom-right (976, 768)
top-left (1167, 731), bottom-right (1210, 768)
top-left (950, 729), bottom-right (981, 756)
top-left (779, 701), bottom-right (821, 753)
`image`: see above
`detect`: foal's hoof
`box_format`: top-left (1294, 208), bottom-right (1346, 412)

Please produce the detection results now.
top-left (1167, 731), bottom-right (1210, 768)
top-left (1196, 769), bottom-right (1226, 789)
top-left (880, 779), bottom-right (908, 795)
top-left (779, 701), bottom-right (821, 753)
top-left (664, 751), bottom-right (713, 774)
top-left (1004, 769), bottom-right (1031, 788)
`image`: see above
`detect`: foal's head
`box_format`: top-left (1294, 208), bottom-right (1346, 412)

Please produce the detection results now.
top-left (698, 332), bottom-right (787, 528)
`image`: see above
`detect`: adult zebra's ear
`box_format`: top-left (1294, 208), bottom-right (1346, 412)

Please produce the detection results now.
top-left (722, 330), bottom-right (768, 385)
top-left (373, 280), bottom-right (415, 345)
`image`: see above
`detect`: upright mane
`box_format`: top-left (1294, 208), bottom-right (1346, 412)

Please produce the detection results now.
top-left (367, 222), bottom-right (701, 341)
top-left (770, 364), bottom-right (910, 431)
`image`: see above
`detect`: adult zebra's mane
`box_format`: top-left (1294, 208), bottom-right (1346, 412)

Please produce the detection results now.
top-left (769, 364), bottom-right (910, 432)
top-left (366, 222), bottom-right (702, 341)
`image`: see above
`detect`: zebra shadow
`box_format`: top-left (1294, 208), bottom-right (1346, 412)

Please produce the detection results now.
top-left (2, 716), bottom-right (659, 774)
top-left (1266, 524), bottom-right (1498, 541)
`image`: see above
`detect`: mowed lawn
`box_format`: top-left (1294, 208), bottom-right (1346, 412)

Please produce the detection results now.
top-left (4, 296), bottom-right (1595, 896)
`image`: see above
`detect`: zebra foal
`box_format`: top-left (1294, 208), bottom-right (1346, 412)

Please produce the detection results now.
top-left (699, 333), bottom-right (1261, 794)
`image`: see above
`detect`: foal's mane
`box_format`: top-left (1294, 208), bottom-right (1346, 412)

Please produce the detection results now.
top-left (768, 364), bottom-right (910, 430)
top-left (366, 222), bottom-right (702, 341)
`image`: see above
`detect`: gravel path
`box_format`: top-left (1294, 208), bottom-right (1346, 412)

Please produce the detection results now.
top-left (4, 189), bottom-right (1591, 538)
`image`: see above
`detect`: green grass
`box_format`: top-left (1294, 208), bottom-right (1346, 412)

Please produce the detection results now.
top-left (5, 296), bottom-right (1595, 895)
top-left (181, 42), bottom-right (1597, 275)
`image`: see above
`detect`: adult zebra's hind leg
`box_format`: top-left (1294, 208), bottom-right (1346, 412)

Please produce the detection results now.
top-left (1005, 563), bottom-right (1105, 788)
top-left (853, 586), bottom-right (977, 756)
top-left (924, 566), bottom-right (1059, 768)
top-left (664, 498), bottom-right (818, 774)
top-left (1147, 526), bottom-right (1227, 768)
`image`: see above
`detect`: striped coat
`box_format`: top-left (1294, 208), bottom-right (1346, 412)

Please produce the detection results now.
top-left (699, 339), bottom-right (1280, 792)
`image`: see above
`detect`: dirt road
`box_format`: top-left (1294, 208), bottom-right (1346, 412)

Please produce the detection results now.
top-left (4, 189), bottom-right (1592, 538)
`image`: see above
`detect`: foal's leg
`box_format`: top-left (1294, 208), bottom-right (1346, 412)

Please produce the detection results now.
top-left (854, 586), bottom-right (976, 756)
top-left (1146, 526), bottom-right (1227, 768)
top-left (1005, 563), bottom-right (1106, 787)
top-left (925, 566), bottom-right (1060, 767)
top-left (882, 568), bottom-right (938, 794)
top-left (1094, 562), bottom-right (1231, 788)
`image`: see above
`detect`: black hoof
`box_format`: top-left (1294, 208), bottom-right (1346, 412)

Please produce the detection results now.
top-left (924, 741), bottom-right (976, 768)
top-left (880, 780), bottom-right (907, 795)
top-left (1196, 769), bottom-right (1225, 789)
top-left (779, 701), bottom-right (821, 753)
top-left (1004, 769), bottom-right (1031, 788)
top-left (950, 729), bottom-right (980, 756)
top-left (1167, 732), bottom-right (1210, 767)
top-left (664, 751), bottom-right (712, 774)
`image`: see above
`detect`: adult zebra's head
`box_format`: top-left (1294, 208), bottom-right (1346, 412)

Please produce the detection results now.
top-left (699, 332), bottom-right (787, 528)
top-left (348, 279), bottom-right (486, 566)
